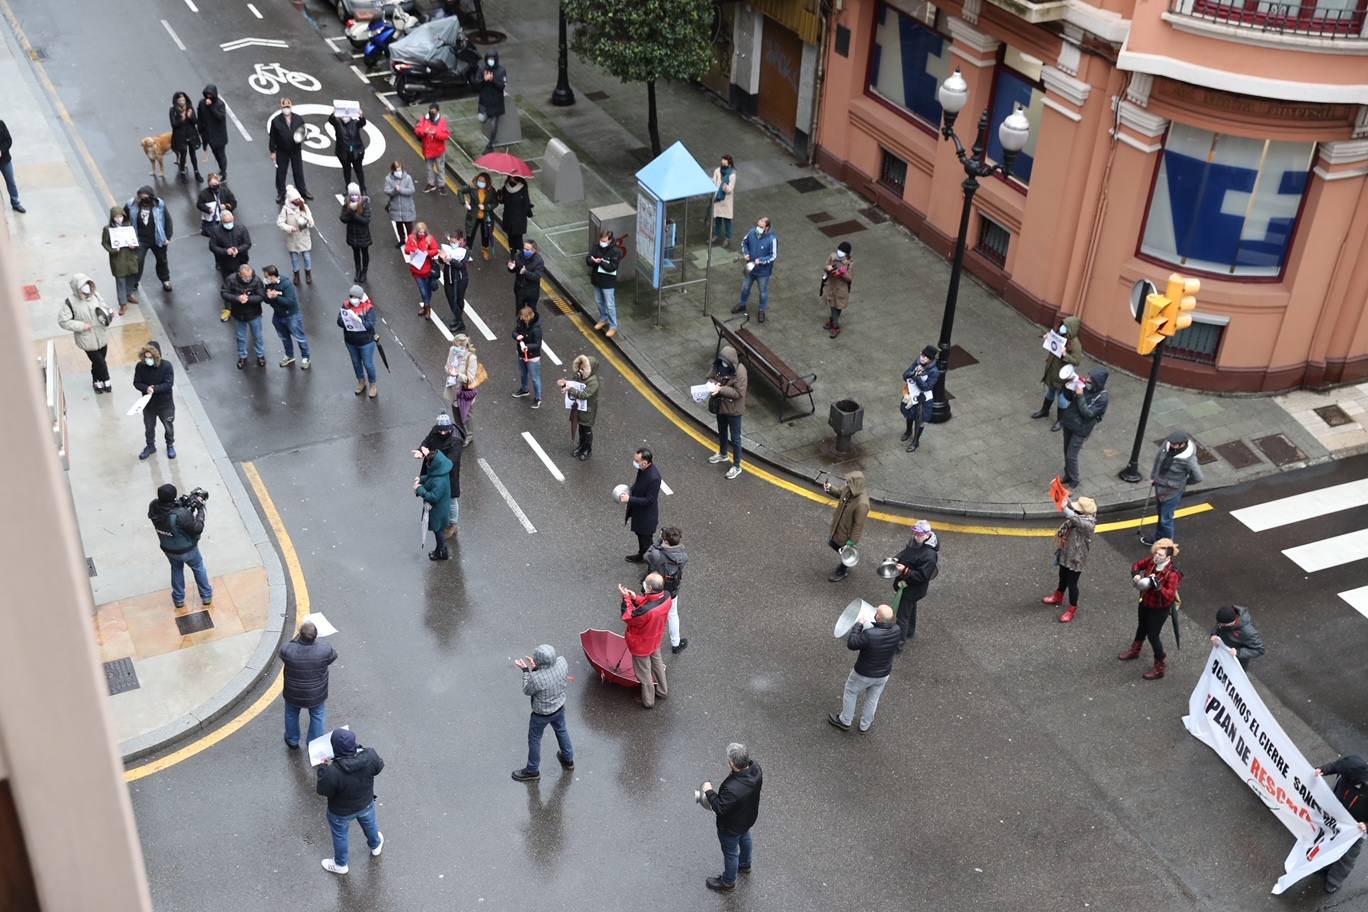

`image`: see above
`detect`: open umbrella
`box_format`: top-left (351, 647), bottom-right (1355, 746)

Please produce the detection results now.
top-left (474, 151), bottom-right (533, 179)
top-left (580, 628), bottom-right (638, 688)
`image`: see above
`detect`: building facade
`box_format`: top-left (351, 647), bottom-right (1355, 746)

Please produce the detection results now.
top-left (813, 0), bottom-right (1368, 391)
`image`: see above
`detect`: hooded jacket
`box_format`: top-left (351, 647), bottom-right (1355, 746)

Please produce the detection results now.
top-left (709, 345), bottom-right (749, 417)
top-left (197, 180), bottom-right (238, 231)
top-left (416, 450), bottom-right (454, 532)
top-left (828, 471), bottom-right (870, 547)
top-left (265, 274), bottom-right (299, 318)
top-left (383, 169), bottom-right (417, 223)
top-left (476, 52), bottom-right (508, 116)
top-left (207, 218), bottom-right (252, 274)
top-left (338, 296), bottom-right (378, 347)
top-left (196, 85), bottom-right (228, 148)
top-left (706, 760), bottom-right (763, 836)
top-left (498, 178), bottom-right (533, 235)
top-left (126, 187), bottom-right (173, 247)
top-left (101, 206), bottom-right (140, 277)
top-left (586, 238), bottom-right (620, 290)
top-left (419, 420), bottom-right (463, 498)
top-left (316, 736), bottom-right (384, 816)
top-left (1210, 606), bottom-right (1265, 664)
top-left (1151, 433), bottom-right (1205, 503)
top-left (895, 532), bottom-right (940, 601)
top-left (279, 635), bottom-right (337, 708)
top-left (565, 354), bottom-right (600, 426)
top-left (340, 195), bottom-right (372, 248)
top-left (132, 341), bottom-right (174, 410)
top-left (621, 589), bottom-right (672, 657)
top-left (168, 95), bottom-right (199, 152)
top-left (59, 274), bottom-right (112, 352)
top-left (848, 618), bottom-right (904, 678)
top-left (522, 644), bottom-right (569, 715)
top-left (147, 491), bottom-right (203, 556)
top-left (644, 540), bottom-right (688, 596)
top-left (1059, 368), bottom-right (1109, 436)
top-left (219, 270), bottom-right (265, 321)
top-left (512, 310), bottom-right (542, 361)
top-left (414, 111), bottom-right (451, 159)
top-left (1042, 316), bottom-right (1084, 390)
top-left (275, 186), bottom-right (314, 252)
top-left (328, 111), bottom-right (366, 162)
top-left (1320, 757), bottom-right (1368, 824)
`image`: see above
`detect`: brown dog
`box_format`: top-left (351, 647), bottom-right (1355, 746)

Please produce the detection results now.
top-left (141, 132), bottom-right (172, 178)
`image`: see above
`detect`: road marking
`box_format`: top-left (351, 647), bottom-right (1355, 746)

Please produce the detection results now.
top-left (428, 310), bottom-right (453, 341)
top-left (660, 479), bottom-right (673, 496)
top-left (350, 64), bottom-right (373, 83)
top-left (478, 457), bottom-right (537, 533)
top-left (463, 300), bottom-right (496, 341)
top-left (522, 432), bottom-right (565, 482)
top-left (160, 19), bottom-right (186, 50)
top-left (247, 2), bottom-right (262, 17)
top-left (375, 92), bottom-right (396, 111)
top-left (1231, 478), bottom-right (1368, 533)
top-left (541, 341), bottom-right (562, 366)
top-left (324, 35), bottom-right (346, 49)
top-left (221, 37), bottom-right (290, 51)
top-left (1340, 585), bottom-right (1368, 619)
top-left (223, 100), bottom-right (253, 142)
top-left (335, 193), bottom-right (345, 204)
top-left (1282, 529), bottom-right (1368, 573)
top-left (183, 0), bottom-right (198, 10)
top-left (351, 52), bottom-right (367, 60)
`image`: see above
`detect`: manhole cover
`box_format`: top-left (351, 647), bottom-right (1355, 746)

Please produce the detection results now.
top-left (945, 345), bottom-right (978, 370)
top-left (788, 176), bottom-right (824, 194)
top-left (805, 211), bottom-right (834, 223)
top-left (104, 657), bottom-right (140, 696)
top-left (1214, 440), bottom-right (1261, 469)
top-left (176, 342), bottom-right (210, 365)
top-left (859, 205), bottom-right (888, 225)
top-left (818, 219), bottom-right (866, 237)
top-left (1313, 404), bottom-right (1354, 427)
top-left (174, 610), bottom-right (215, 635)
top-left (1253, 433), bottom-right (1306, 467)
top-left (584, 90), bottom-right (609, 102)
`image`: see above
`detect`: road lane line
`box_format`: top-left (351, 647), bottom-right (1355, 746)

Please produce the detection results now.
top-left (428, 310), bottom-right (453, 341)
top-left (350, 64), bottom-right (372, 83)
top-left (247, 2), bottom-right (262, 17)
top-left (660, 479), bottom-right (673, 496)
top-left (1283, 529), bottom-right (1368, 573)
top-left (375, 92), bottom-right (396, 111)
top-left (1231, 478), bottom-right (1368, 533)
top-left (522, 432), bottom-right (565, 482)
top-left (541, 341), bottom-right (562, 366)
top-left (223, 100), bottom-right (253, 142)
top-left (463, 300), bottom-right (496, 341)
top-left (183, 0), bottom-right (198, 10)
top-left (478, 457), bottom-right (537, 533)
top-left (1340, 585), bottom-right (1368, 619)
top-left (161, 19), bottom-right (186, 50)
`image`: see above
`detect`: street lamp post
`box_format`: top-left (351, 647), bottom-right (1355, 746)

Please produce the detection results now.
top-left (927, 69), bottom-right (1030, 423)
top-left (550, 3), bottom-right (576, 107)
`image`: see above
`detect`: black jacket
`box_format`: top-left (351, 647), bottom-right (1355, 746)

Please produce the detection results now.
top-left (196, 183), bottom-right (237, 219)
top-left (340, 198), bottom-right (372, 248)
top-left (168, 104), bottom-right (199, 152)
top-left (895, 533), bottom-right (940, 601)
top-left (1321, 756), bottom-right (1368, 823)
top-left (497, 181), bottom-right (532, 235)
top-left (0, 120), bottom-right (11, 166)
top-left (148, 498), bottom-right (204, 556)
top-left (419, 423), bottom-right (464, 498)
top-left (512, 251), bottom-right (545, 298)
top-left (476, 63), bottom-right (508, 116)
top-left (132, 345), bottom-right (174, 410)
top-left (280, 638), bottom-right (337, 708)
top-left (1211, 606), bottom-right (1265, 664)
top-left (220, 272), bottom-right (265, 321)
top-left (849, 619), bottom-right (904, 678)
top-left (196, 85), bottom-right (228, 148)
top-left (316, 747), bottom-right (385, 816)
top-left (329, 113), bottom-right (366, 162)
top-left (587, 242), bottom-right (620, 290)
top-left (706, 761), bottom-right (763, 835)
top-left (512, 313), bottom-right (542, 359)
top-left (1060, 369), bottom-right (1110, 436)
top-left (207, 221), bottom-right (252, 273)
top-left (440, 252), bottom-right (468, 289)
top-left (268, 112), bottom-right (306, 155)
top-left (624, 464), bottom-right (661, 536)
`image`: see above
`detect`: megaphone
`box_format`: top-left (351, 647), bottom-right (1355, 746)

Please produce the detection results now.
top-left (833, 598), bottom-right (876, 638)
top-left (875, 557), bottom-right (899, 579)
top-left (838, 544), bottom-right (859, 567)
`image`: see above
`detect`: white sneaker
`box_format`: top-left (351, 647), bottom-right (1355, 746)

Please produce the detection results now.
top-left (321, 859), bottom-right (349, 875)
top-left (725, 465), bottom-right (742, 480)
top-left (371, 833), bottom-right (384, 857)
top-left (707, 453), bottom-right (729, 464)
top-left (301, 358), bottom-right (311, 370)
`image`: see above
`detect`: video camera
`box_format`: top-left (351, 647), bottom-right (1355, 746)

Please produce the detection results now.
top-left (177, 487), bottom-right (210, 510)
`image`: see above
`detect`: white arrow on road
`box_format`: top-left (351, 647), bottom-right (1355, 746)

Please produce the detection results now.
top-left (221, 38), bottom-right (289, 51)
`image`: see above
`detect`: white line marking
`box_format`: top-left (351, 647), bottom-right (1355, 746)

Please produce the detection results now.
top-left (1340, 585), bottom-right (1368, 619)
top-left (428, 310), bottom-right (453, 341)
top-left (660, 479), bottom-right (673, 496)
top-left (223, 101), bottom-right (253, 142)
top-left (463, 301), bottom-right (496, 341)
top-left (522, 432), bottom-right (565, 482)
top-left (335, 193), bottom-right (345, 205)
top-left (375, 93), bottom-right (396, 111)
top-left (220, 37), bottom-right (289, 51)
top-left (1283, 529), bottom-right (1368, 573)
top-left (247, 2), bottom-right (263, 17)
top-left (1231, 478), bottom-right (1368, 533)
top-left (478, 457), bottom-right (537, 533)
top-left (161, 19), bottom-right (186, 50)
top-left (183, 0), bottom-right (198, 10)
top-left (376, 90), bottom-right (399, 98)
top-left (350, 64), bottom-right (373, 83)
top-left (541, 342), bottom-right (562, 366)
top-left (324, 35), bottom-right (345, 48)
top-left (351, 52), bottom-right (367, 60)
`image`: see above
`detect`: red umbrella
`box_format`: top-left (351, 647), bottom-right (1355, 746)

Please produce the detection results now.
top-left (474, 151), bottom-right (534, 179)
top-left (580, 628), bottom-right (638, 688)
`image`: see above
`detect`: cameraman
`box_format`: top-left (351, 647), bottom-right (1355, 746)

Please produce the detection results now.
top-left (148, 484), bottom-right (212, 609)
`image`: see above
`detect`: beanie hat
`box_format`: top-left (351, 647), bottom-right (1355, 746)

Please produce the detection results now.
top-left (837, 241), bottom-right (852, 256)
top-left (331, 728), bottom-right (357, 758)
top-left (912, 519), bottom-right (932, 536)
top-left (346, 182), bottom-right (360, 196)
top-left (435, 413), bottom-right (453, 427)
top-left (1216, 606), bottom-right (1238, 624)
top-left (920, 345), bottom-right (937, 360)
top-left (157, 484), bottom-right (178, 503)
top-left (348, 284), bottom-right (365, 300)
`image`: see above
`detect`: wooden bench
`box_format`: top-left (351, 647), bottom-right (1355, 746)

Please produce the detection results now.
top-left (711, 315), bottom-right (817, 422)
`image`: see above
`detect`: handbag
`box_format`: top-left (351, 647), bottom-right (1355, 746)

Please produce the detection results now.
top-left (469, 361), bottom-right (489, 389)
top-left (707, 393), bottom-right (721, 415)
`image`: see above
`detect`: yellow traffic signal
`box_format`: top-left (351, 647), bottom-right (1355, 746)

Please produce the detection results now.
top-left (1160, 273), bottom-right (1199, 338)
top-left (1138, 292), bottom-right (1168, 356)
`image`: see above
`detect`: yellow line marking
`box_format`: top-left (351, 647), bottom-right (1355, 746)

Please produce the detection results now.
top-left (1095, 502), bottom-right (1213, 533)
top-left (124, 462), bottom-right (305, 781)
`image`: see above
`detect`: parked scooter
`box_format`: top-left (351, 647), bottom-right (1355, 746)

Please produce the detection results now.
top-left (388, 18), bottom-right (481, 103)
top-left (346, 1), bottom-right (420, 66)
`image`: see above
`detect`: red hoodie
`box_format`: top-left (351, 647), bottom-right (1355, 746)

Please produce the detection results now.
top-left (621, 590), bottom-right (672, 657)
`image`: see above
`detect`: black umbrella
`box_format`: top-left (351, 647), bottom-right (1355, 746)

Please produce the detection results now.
top-left (375, 336), bottom-right (391, 373)
top-left (1170, 601), bottom-right (1182, 651)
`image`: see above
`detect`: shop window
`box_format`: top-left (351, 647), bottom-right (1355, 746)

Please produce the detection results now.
top-left (1166, 319), bottom-right (1225, 365)
top-left (866, 2), bottom-right (952, 129)
top-left (976, 215), bottom-right (1010, 267)
top-left (879, 148), bottom-right (908, 193)
top-left (984, 47), bottom-right (1044, 186)
top-left (1140, 123), bottom-right (1315, 278)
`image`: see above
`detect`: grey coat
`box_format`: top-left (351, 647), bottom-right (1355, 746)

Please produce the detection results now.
top-left (522, 644), bottom-right (569, 715)
top-left (384, 170), bottom-right (417, 223)
top-left (1151, 438), bottom-right (1204, 503)
top-left (1054, 506), bottom-right (1095, 572)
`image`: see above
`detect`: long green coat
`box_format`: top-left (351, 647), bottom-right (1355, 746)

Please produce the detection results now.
top-left (416, 450), bottom-right (453, 532)
top-left (101, 206), bottom-right (139, 277)
top-left (565, 354), bottom-right (600, 427)
top-left (1041, 315), bottom-right (1083, 391)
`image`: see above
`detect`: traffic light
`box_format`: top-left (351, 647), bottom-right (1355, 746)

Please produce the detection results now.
top-left (1160, 273), bottom-right (1199, 338)
top-left (1137, 291), bottom-right (1168, 356)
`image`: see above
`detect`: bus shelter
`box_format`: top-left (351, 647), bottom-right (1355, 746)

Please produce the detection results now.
top-left (633, 142), bottom-right (717, 326)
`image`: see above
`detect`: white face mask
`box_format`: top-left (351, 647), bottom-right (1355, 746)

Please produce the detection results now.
top-left (835, 250), bottom-right (846, 260)
top-left (393, 170), bottom-right (403, 179)
top-left (143, 357), bottom-right (155, 367)
top-left (222, 220), bottom-right (235, 230)
top-left (81, 282), bottom-right (93, 295)
top-left (633, 460), bottom-right (642, 470)
top-left (349, 297), bottom-right (362, 306)
top-left (755, 224), bottom-right (765, 233)
top-left (1153, 555), bottom-right (1170, 569)
top-left (599, 240), bottom-right (610, 247)
top-left (476, 180), bottom-right (487, 189)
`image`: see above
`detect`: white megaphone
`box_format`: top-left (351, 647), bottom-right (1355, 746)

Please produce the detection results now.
top-left (833, 598), bottom-right (877, 638)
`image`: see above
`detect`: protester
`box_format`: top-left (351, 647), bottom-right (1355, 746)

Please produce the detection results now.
top-left (338, 285), bottom-right (379, 398)
top-left (339, 182), bottom-right (372, 283)
top-left (147, 483), bottom-right (209, 608)
top-left (383, 160), bottom-right (416, 247)
top-left (557, 355), bottom-right (599, 460)
top-left (618, 574), bottom-right (671, 708)
top-left (404, 221), bottom-right (440, 318)
top-left (510, 239), bottom-right (544, 314)
top-left (497, 174), bottom-right (532, 255)
top-left (219, 264), bottom-right (266, 369)
top-left (168, 91), bottom-right (202, 182)
top-left (207, 208), bottom-right (251, 277)
top-left (415, 446), bottom-right (454, 561)
top-left (195, 85), bottom-right (229, 179)
top-left (645, 527), bottom-right (689, 654)
top-left (1032, 315), bottom-right (1083, 431)
top-left (620, 447), bottom-right (661, 563)
top-left (586, 230), bottom-right (621, 338)
top-left (1210, 605), bottom-right (1264, 670)
top-left (820, 242), bottom-right (853, 338)
top-left (443, 333), bottom-right (480, 438)
top-left (1146, 431), bottom-right (1204, 545)
top-left (100, 206), bottom-right (139, 313)
top-left (328, 105), bottom-right (367, 193)
top-left (1313, 757), bottom-right (1368, 894)
top-left (316, 728), bottom-right (384, 875)
top-left (275, 184), bottom-right (315, 285)
top-left (269, 97), bottom-right (311, 204)
top-left (1041, 496), bottom-right (1096, 623)
top-left (0, 119), bottom-right (22, 212)
top-left (710, 154), bottom-right (736, 248)
top-left (196, 172), bottom-right (236, 238)
top-left (510, 305), bottom-right (542, 408)
top-left (731, 216), bottom-right (776, 322)
top-left (415, 103), bottom-right (451, 194)
top-left (133, 341), bottom-right (175, 460)
top-left (828, 603), bottom-right (902, 733)
top-left (415, 413), bottom-right (463, 539)
top-left (900, 346), bottom-right (939, 454)
top-left (125, 185), bottom-right (174, 294)
top-left (476, 49), bottom-right (507, 154)
top-left (823, 471), bottom-right (869, 583)
top-left (893, 520), bottom-right (939, 644)
top-left (1120, 537), bottom-right (1182, 680)
top-left (1059, 368), bottom-right (1110, 489)
top-left (702, 742), bottom-right (762, 892)
top-left (58, 274), bottom-right (114, 394)
top-left (706, 346), bottom-right (748, 480)
top-left (280, 620), bottom-right (336, 749)
top-left (460, 171), bottom-right (495, 260)
top-left (263, 265), bottom-right (310, 369)
top-left (511, 644), bottom-right (574, 782)
top-left (437, 230), bottom-right (469, 331)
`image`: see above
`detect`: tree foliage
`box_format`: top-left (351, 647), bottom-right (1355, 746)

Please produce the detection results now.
top-left (562, 0), bottom-right (715, 87)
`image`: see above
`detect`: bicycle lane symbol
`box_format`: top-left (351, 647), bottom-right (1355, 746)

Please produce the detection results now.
top-left (248, 62), bottom-right (322, 96)
top-left (265, 103), bottom-right (388, 169)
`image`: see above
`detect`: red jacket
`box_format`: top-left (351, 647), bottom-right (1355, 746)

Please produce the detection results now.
top-left (1131, 555), bottom-right (1182, 611)
top-left (404, 232), bottom-right (439, 278)
top-left (415, 115), bottom-right (450, 160)
top-left (621, 590), bottom-right (672, 657)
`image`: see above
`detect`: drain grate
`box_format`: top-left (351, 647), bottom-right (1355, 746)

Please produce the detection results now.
top-left (859, 206), bottom-right (889, 225)
top-left (945, 345), bottom-right (978, 370)
top-left (818, 220), bottom-right (867, 238)
top-left (805, 211), bottom-right (834, 223)
top-left (788, 177), bottom-right (824, 194)
top-left (87, 557), bottom-right (97, 577)
top-left (176, 342), bottom-right (211, 365)
top-left (174, 610), bottom-right (215, 635)
top-left (1214, 440), bottom-right (1261, 469)
top-left (104, 657), bottom-right (140, 696)
top-left (1313, 404), bottom-right (1354, 427)
top-left (1253, 433), bottom-right (1306, 467)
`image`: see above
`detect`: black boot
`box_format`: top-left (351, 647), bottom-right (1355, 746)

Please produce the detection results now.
top-left (828, 564), bottom-right (849, 583)
top-left (1050, 404), bottom-right (1064, 432)
top-left (429, 544), bottom-right (449, 561)
top-left (906, 424), bottom-right (924, 453)
top-left (899, 419), bottom-right (914, 442)
top-left (1030, 397), bottom-right (1052, 419)
top-left (578, 428), bottom-right (593, 461)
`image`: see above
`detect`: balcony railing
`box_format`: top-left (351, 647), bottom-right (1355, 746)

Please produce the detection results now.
top-left (1171, 0), bottom-right (1367, 37)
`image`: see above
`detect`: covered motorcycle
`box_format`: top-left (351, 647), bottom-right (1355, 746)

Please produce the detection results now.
top-left (388, 17), bottom-right (481, 103)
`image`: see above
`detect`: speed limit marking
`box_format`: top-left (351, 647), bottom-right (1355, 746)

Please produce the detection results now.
top-left (265, 103), bottom-right (388, 169)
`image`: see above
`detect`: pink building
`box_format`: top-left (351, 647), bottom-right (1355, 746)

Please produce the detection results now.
top-left (814, 0), bottom-right (1368, 391)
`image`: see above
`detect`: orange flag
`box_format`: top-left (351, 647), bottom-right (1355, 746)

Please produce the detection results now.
top-left (1049, 476), bottom-right (1071, 511)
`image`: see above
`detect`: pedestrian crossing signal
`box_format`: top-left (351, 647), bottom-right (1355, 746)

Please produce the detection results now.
top-left (1161, 274), bottom-right (1199, 338)
top-left (1138, 292), bottom-right (1168, 356)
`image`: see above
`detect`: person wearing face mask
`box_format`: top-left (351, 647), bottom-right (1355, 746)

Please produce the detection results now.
top-left (510, 239), bottom-right (545, 314)
top-left (1121, 538), bottom-right (1182, 680)
top-left (497, 175), bottom-right (533, 256)
top-left (220, 264), bottom-right (267, 369)
top-left (1033, 315), bottom-right (1083, 431)
top-left (125, 186), bottom-right (175, 295)
top-left (414, 425), bottom-right (456, 560)
top-left (207, 208), bottom-right (252, 277)
top-left (619, 448), bottom-right (661, 564)
top-left (132, 341), bottom-right (175, 460)
top-left (587, 231), bottom-right (621, 338)
top-left (1145, 431), bottom-right (1204, 546)
top-left (100, 205), bottom-right (139, 313)
top-left (438, 231), bottom-right (470, 333)
top-left (510, 305), bottom-right (543, 408)
top-left (476, 49), bottom-right (508, 155)
top-left (1058, 367), bottom-right (1110, 489)
top-left (58, 274), bottom-right (115, 394)
top-left (460, 171), bottom-right (494, 261)
top-left (415, 412), bottom-right (464, 542)
top-left (196, 85), bottom-right (229, 180)
top-left (414, 104), bottom-right (451, 195)
top-left (327, 104), bottom-right (367, 194)
top-left (275, 184), bottom-right (315, 285)
top-left (382, 160), bottom-right (416, 247)
top-left (706, 346), bottom-right (748, 480)
top-left (820, 241), bottom-right (853, 338)
top-left (268, 97), bottom-right (312, 205)
top-left (338, 285), bottom-right (380, 398)
top-left (443, 332), bottom-right (480, 438)
top-left (263, 264), bottom-right (310, 369)
top-left (711, 154), bottom-right (736, 247)
top-left (339, 183), bottom-right (372, 283)
top-left (168, 91), bottom-right (202, 182)
top-left (404, 221), bottom-right (441, 318)
top-left (557, 354), bottom-right (599, 460)
top-left (196, 172), bottom-right (238, 238)
top-left (900, 345), bottom-right (940, 454)
top-left (732, 216), bottom-right (777, 323)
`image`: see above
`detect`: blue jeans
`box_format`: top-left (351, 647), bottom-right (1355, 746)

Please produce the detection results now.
top-left (347, 341), bottom-right (377, 382)
top-left (288, 250), bottom-right (313, 273)
top-left (326, 801), bottom-right (381, 867)
top-left (166, 546), bottom-right (212, 606)
top-left (716, 414), bottom-right (742, 466)
top-left (518, 358), bottom-right (542, 400)
top-left (272, 313), bottom-right (311, 358)
top-left (114, 274), bottom-right (135, 307)
top-left (1156, 494), bottom-right (1179, 541)
top-left (0, 159), bottom-right (20, 208)
top-left (718, 828), bottom-right (753, 884)
top-left (284, 701), bottom-right (325, 747)
top-left (234, 316), bottom-right (265, 359)
top-left (739, 273), bottom-right (770, 312)
top-left (526, 706), bottom-right (573, 773)
top-left (593, 286), bottom-right (618, 329)
top-left (415, 273), bottom-right (437, 309)
top-left (712, 216), bottom-right (732, 242)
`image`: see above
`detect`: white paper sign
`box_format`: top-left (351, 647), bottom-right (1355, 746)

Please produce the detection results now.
top-left (690, 383), bottom-right (713, 404)
top-left (126, 392), bottom-right (152, 416)
top-left (563, 380), bottom-right (587, 411)
top-left (309, 725), bottom-right (349, 767)
top-left (339, 308), bottom-right (366, 332)
top-left (440, 244), bottom-right (467, 263)
top-left (333, 99), bottom-right (361, 120)
top-left (108, 225), bottom-right (138, 249)
top-left (1043, 330), bottom-right (1067, 358)
top-left (1183, 647), bottom-right (1364, 893)
top-left (406, 249), bottom-right (428, 270)
top-left (302, 612), bottom-right (338, 637)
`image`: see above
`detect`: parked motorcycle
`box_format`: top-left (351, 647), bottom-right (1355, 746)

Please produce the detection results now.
top-left (388, 18), bottom-right (481, 104)
top-left (346, 0), bottom-right (419, 61)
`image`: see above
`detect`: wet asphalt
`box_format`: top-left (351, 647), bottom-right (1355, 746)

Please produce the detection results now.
top-left (13, 0), bottom-right (1368, 908)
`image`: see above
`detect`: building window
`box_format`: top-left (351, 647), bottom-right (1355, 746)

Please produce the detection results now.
top-left (879, 148), bottom-right (908, 193)
top-left (1166, 320), bottom-right (1226, 365)
top-left (1140, 123), bottom-right (1315, 278)
top-left (1184, 0), bottom-right (1368, 37)
top-left (866, 2), bottom-right (952, 129)
top-left (985, 47), bottom-right (1044, 186)
top-left (976, 215), bottom-right (1009, 267)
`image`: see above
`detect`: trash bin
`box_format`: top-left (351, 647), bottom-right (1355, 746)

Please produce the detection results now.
top-left (829, 399), bottom-right (863, 456)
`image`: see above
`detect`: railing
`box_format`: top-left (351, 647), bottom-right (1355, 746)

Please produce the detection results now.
top-left (1171, 0), bottom-right (1367, 37)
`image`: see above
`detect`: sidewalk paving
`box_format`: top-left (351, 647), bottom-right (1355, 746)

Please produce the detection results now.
top-left (3, 23), bottom-right (286, 760)
top-left (409, 4), bottom-right (1353, 517)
